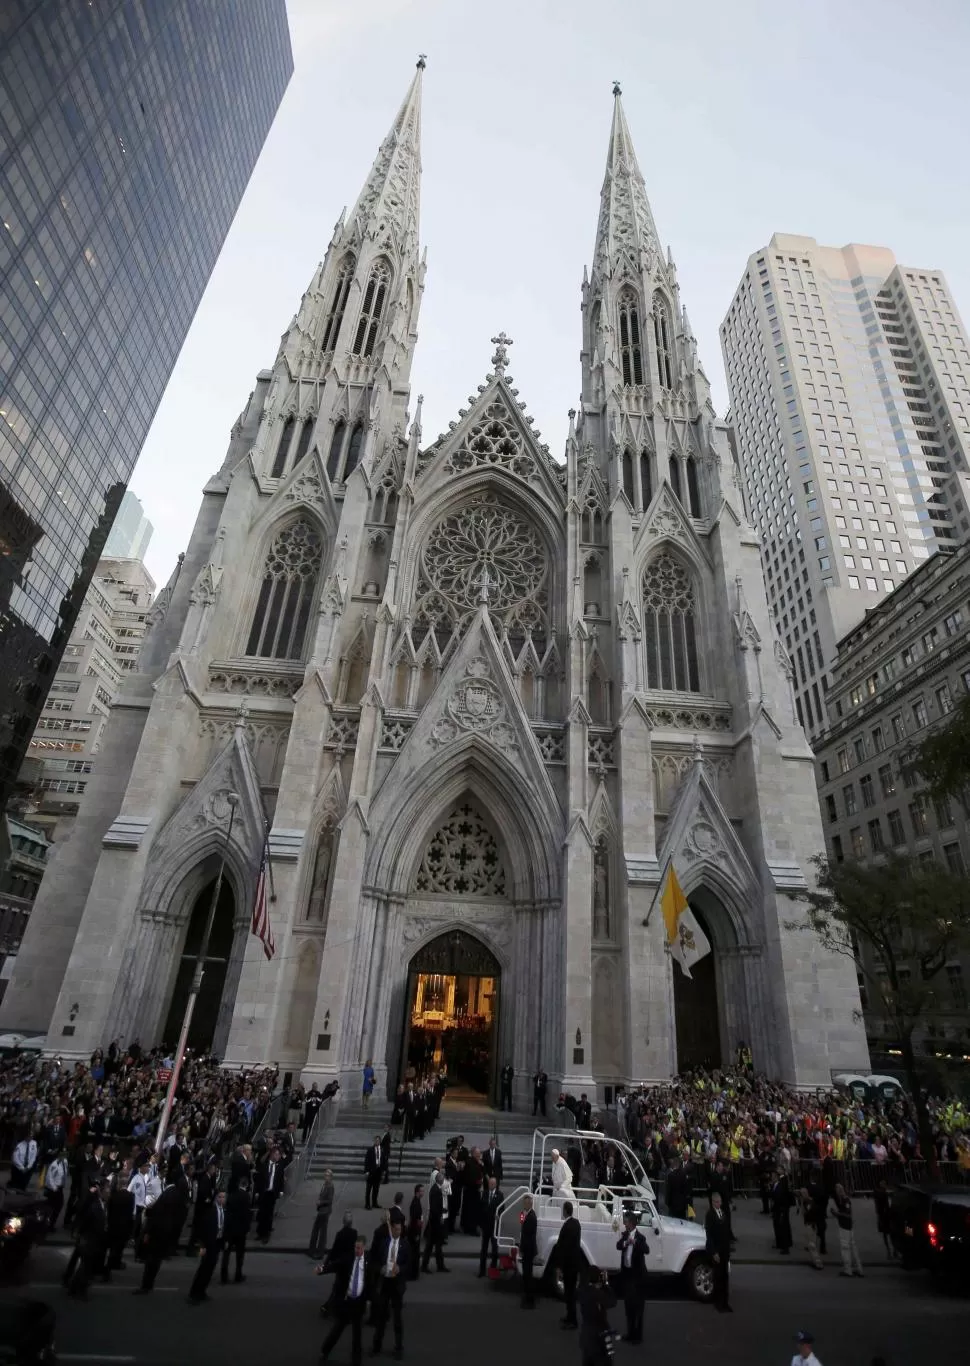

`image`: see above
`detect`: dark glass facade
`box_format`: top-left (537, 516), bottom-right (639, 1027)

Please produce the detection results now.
top-left (0, 0), bottom-right (292, 811)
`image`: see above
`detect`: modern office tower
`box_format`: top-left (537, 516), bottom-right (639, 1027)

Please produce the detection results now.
top-left (0, 0), bottom-right (292, 815)
top-left (721, 235), bottom-right (970, 738)
top-left (25, 554), bottom-right (155, 845)
top-left (103, 491), bottom-right (153, 561)
top-left (814, 546), bottom-right (970, 1063)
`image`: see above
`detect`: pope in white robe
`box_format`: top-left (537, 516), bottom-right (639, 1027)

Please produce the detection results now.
top-left (550, 1147), bottom-right (574, 1198)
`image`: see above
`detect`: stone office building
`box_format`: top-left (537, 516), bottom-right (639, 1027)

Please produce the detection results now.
top-left (0, 67), bottom-right (867, 1099)
top-left (814, 546), bottom-right (970, 1059)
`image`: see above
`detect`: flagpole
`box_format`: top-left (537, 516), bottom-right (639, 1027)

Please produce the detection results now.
top-left (642, 854), bottom-right (672, 932)
top-left (153, 791), bottom-right (239, 1156)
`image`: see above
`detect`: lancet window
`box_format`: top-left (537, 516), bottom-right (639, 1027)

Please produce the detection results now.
top-left (622, 449), bottom-right (635, 505)
top-left (352, 260), bottom-right (391, 358)
top-left (618, 289), bottom-right (644, 387)
top-left (270, 415), bottom-right (295, 479)
top-left (321, 254), bottom-right (355, 353)
top-left (685, 455), bottom-right (701, 518)
top-left (344, 423), bottom-right (364, 478)
top-left (653, 293), bottom-right (674, 389)
top-left (639, 452), bottom-right (653, 510)
top-left (292, 417), bottom-right (314, 469)
top-left (642, 552), bottom-right (700, 692)
top-left (327, 422), bottom-right (346, 482)
top-left (245, 517), bottom-right (323, 660)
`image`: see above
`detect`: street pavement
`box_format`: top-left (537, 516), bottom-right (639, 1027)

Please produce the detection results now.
top-left (1, 1234), bottom-right (966, 1366)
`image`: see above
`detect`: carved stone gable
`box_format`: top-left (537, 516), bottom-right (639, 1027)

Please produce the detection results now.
top-left (431, 655), bottom-right (518, 757)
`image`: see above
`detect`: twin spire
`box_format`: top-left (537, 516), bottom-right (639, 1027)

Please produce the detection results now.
top-left (592, 81), bottom-right (662, 281)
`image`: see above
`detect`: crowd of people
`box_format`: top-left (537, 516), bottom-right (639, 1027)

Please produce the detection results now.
top-left (0, 1043), bottom-right (339, 1304)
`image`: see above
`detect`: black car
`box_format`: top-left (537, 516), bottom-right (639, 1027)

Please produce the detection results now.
top-left (0, 1189), bottom-right (50, 1273)
top-left (890, 1183), bottom-right (970, 1284)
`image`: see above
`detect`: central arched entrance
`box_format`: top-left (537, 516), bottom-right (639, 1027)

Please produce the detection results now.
top-left (161, 875), bottom-right (236, 1054)
top-left (401, 930), bottom-right (500, 1099)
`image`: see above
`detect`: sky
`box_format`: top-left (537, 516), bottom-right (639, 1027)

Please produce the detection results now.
top-left (131, 0), bottom-right (970, 588)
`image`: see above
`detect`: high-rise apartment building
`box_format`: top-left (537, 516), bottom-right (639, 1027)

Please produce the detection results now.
top-left (103, 491), bottom-right (152, 561)
top-left (0, 0), bottom-right (292, 814)
top-left (25, 554), bottom-right (155, 845)
top-left (721, 234), bottom-right (970, 738)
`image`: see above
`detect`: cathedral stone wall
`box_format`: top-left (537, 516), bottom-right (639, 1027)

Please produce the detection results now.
top-left (0, 65), bottom-right (870, 1094)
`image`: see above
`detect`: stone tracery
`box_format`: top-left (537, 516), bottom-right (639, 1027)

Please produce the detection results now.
top-left (412, 800), bottom-right (508, 898)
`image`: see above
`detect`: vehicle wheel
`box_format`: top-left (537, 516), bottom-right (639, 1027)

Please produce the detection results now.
top-left (685, 1255), bottom-right (715, 1302)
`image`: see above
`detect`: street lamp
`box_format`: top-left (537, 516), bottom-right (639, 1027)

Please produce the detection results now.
top-left (154, 791), bottom-right (239, 1153)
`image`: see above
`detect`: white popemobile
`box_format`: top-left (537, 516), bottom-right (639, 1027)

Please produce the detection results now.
top-left (493, 1129), bottom-right (715, 1302)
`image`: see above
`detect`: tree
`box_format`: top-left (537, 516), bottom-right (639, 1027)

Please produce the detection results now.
top-left (794, 852), bottom-right (970, 1171)
top-left (913, 692), bottom-right (970, 810)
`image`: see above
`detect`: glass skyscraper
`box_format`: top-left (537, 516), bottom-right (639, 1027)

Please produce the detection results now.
top-left (0, 0), bottom-right (292, 811)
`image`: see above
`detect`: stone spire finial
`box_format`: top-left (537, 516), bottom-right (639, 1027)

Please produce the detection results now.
top-left (417, 53), bottom-right (427, 69)
top-left (346, 61), bottom-right (424, 253)
top-left (612, 80), bottom-right (622, 96)
top-left (490, 332), bottom-right (513, 375)
top-left (591, 80), bottom-right (661, 282)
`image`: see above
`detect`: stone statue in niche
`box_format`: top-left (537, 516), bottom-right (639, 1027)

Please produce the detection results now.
top-left (306, 824), bottom-right (336, 925)
top-left (592, 836), bottom-right (611, 939)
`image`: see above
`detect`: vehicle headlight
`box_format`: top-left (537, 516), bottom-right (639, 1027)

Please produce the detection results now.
top-left (2, 1216), bottom-right (23, 1235)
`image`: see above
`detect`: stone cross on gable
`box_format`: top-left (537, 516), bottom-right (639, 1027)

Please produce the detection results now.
top-left (490, 332), bottom-right (513, 375)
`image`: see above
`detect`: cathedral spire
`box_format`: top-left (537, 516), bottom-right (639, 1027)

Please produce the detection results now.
top-left (592, 81), bottom-right (661, 282)
top-left (347, 55), bottom-right (424, 258)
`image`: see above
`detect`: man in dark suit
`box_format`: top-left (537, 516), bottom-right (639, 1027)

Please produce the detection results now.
top-left (322, 1212), bottom-right (358, 1315)
top-left (104, 1166), bottom-right (135, 1278)
top-left (576, 1094), bottom-right (593, 1130)
top-left (616, 1211), bottom-right (649, 1343)
top-left (421, 1173), bottom-right (448, 1273)
top-left (407, 1185), bottom-right (424, 1280)
top-left (461, 1147), bottom-right (483, 1235)
top-left (371, 1215), bottom-right (409, 1360)
top-left (168, 1151), bottom-right (193, 1255)
top-left (66, 1181), bottom-right (108, 1298)
top-left (579, 1266), bottom-right (617, 1365)
top-left (188, 1190), bottom-right (227, 1304)
top-left (665, 1158), bottom-right (692, 1221)
top-left (221, 1179), bottom-right (251, 1284)
top-left (444, 1150), bottom-right (462, 1234)
top-left (482, 1137), bottom-right (504, 1185)
top-left (226, 1144), bottom-right (252, 1195)
top-left (478, 1175), bottom-right (503, 1277)
top-left (320, 1235), bottom-right (369, 1366)
top-left (500, 1062), bottom-right (514, 1111)
top-left (532, 1067), bottom-right (548, 1117)
top-left (553, 1200), bottom-right (583, 1328)
top-left (364, 1135), bottom-right (383, 1211)
top-left (704, 1191), bottom-right (732, 1312)
top-left (302, 1084), bottom-right (323, 1144)
top-left (255, 1146), bottom-right (284, 1243)
top-left (519, 1193), bottom-right (538, 1308)
top-left (135, 1182), bottom-right (182, 1293)
top-left (189, 1159), bottom-right (219, 1254)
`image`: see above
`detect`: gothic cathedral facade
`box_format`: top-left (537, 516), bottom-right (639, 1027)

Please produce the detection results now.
top-left (4, 64), bottom-right (869, 1099)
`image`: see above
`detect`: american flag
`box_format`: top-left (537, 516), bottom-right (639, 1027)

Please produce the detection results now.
top-left (251, 845), bottom-right (275, 961)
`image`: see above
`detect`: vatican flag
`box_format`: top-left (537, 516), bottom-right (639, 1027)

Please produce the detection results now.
top-left (659, 861), bottom-right (712, 980)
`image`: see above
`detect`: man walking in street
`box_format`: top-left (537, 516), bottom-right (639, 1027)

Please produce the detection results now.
top-left (407, 1184), bottom-right (424, 1280)
top-left (554, 1200), bottom-right (583, 1329)
top-left (221, 1179), bottom-right (251, 1285)
top-left (255, 1146), bottom-right (284, 1243)
top-left (320, 1235), bottom-right (369, 1366)
top-left (371, 1214), bottom-right (409, 1361)
top-left (833, 1183), bottom-right (864, 1278)
top-left (421, 1172), bottom-right (448, 1273)
top-left (704, 1190), bottom-right (732, 1312)
top-left (310, 1168), bottom-right (335, 1259)
top-left (616, 1210), bottom-right (649, 1343)
top-left (188, 1190), bottom-right (227, 1304)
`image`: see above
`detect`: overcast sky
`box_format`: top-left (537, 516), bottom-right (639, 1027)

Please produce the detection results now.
top-left (130, 0), bottom-right (970, 587)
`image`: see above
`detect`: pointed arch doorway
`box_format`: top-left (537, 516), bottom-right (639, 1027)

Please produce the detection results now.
top-left (672, 903), bottom-right (722, 1072)
top-left (400, 930), bottom-right (500, 1100)
top-left (161, 875), bottom-right (236, 1054)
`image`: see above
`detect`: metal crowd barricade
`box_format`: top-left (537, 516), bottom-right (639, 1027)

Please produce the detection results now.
top-left (278, 1096), bottom-right (336, 1209)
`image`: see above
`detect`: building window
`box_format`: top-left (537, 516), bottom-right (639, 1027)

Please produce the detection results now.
top-left (618, 289), bottom-right (644, 386)
top-left (878, 763), bottom-right (896, 798)
top-left (935, 796), bottom-right (954, 828)
top-left (854, 736), bottom-right (867, 763)
top-left (622, 449), bottom-right (635, 505)
top-left (912, 698), bottom-right (928, 729)
top-left (685, 456), bottom-right (702, 517)
top-left (245, 517), bottom-right (324, 660)
top-left (831, 834), bottom-right (844, 863)
top-left (850, 826), bottom-right (864, 857)
top-left (652, 292), bottom-right (674, 389)
top-left (868, 818), bottom-right (884, 852)
top-left (943, 609), bottom-right (963, 637)
top-left (843, 783), bottom-right (857, 815)
top-left (860, 774), bottom-right (875, 808)
top-left (887, 808), bottom-right (906, 846)
top-left (891, 713), bottom-right (905, 742)
top-left (908, 795), bottom-right (929, 838)
top-left (327, 421), bottom-right (346, 481)
top-left (642, 553), bottom-right (700, 692)
top-left (825, 793), bottom-right (838, 823)
top-left (947, 964), bottom-right (967, 1010)
top-left (321, 253), bottom-right (355, 351)
top-left (936, 682), bottom-right (953, 714)
top-left (352, 259), bottom-right (391, 357)
top-left (344, 423), bottom-right (364, 478)
top-left (639, 451), bottom-right (652, 510)
top-left (837, 746), bottom-right (850, 774)
top-left (270, 414), bottom-right (295, 479)
top-left (293, 417), bottom-right (314, 468)
top-left (943, 843), bottom-right (965, 874)
top-left (871, 725), bottom-right (884, 752)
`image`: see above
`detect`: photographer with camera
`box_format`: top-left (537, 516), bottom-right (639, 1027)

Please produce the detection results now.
top-left (578, 1264), bottom-right (618, 1366)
